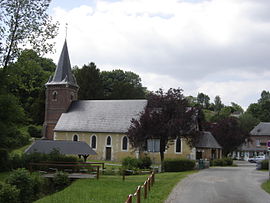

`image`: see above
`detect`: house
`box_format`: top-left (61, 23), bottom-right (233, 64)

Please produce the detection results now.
top-left (42, 40), bottom-right (221, 163)
top-left (232, 122), bottom-right (270, 160)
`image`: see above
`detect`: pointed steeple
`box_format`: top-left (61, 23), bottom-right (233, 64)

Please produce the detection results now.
top-left (46, 40), bottom-right (78, 87)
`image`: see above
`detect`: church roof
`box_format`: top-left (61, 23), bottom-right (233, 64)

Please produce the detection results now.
top-left (195, 131), bottom-right (222, 149)
top-left (250, 122), bottom-right (270, 136)
top-left (54, 100), bottom-right (147, 133)
top-left (25, 140), bottom-right (97, 155)
top-left (46, 40), bottom-right (78, 87)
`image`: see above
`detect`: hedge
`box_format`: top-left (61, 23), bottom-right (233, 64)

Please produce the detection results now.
top-left (164, 158), bottom-right (195, 172)
top-left (261, 160), bottom-right (269, 170)
top-left (211, 158), bottom-right (233, 166)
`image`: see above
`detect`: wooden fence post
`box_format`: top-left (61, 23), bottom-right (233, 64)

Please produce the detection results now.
top-left (136, 186), bottom-right (141, 203)
top-left (144, 181), bottom-right (148, 199)
top-left (126, 194), bottom-right (132, 203)
top-left (147, 178), bottom-right (151, 191)
top-left (96, 166), bottom-right (100, 180)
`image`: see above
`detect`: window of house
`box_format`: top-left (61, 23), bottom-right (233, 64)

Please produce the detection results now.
top-left (106, 136), bottom-right (111, 146)
top-left (52, 91), bottom-right (57, 101)
top-left (91, 135), bottom-right (97, 149)
top-left (73, 134), bottom-right (78, 141)
top-left (256, 139), bottom-right (260, 146)
top-left (147, 139), bottom-right (160, 152)
top-left (122, 136), bottom-right (128, 151)
top-left (175, 138), bottom-right (182, 153)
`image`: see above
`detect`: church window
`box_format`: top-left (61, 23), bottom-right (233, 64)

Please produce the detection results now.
top-left (73, 134), bottom-right (79, 141)
top-left (91, 135), bottom-right (97, 149)
top-left (122, 136), bottom-right (128, 151)
top-left (52, 91), bottom-right (58, 101)
top-left (106, 136), bottom-right (111, 146)
top-left (147, 139), bottom-right (160, 152)
top-left (175, 138), bottom-right (182, 153)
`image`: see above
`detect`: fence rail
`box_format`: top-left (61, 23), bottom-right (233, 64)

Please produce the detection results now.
top-left (125, 172), bottom-right (155, 203)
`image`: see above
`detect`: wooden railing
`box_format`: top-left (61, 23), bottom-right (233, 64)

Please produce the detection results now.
top-left (125, 172), bottom-right (155, 203)
top-left (28, 162), bottom-right (100, 179)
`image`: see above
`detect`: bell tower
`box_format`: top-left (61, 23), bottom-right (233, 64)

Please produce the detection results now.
top-left (43, 40), bottom-right (79, 139)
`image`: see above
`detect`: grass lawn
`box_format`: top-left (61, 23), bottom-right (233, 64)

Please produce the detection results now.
top-left (35, 171), bottom-right (196, 203)
top-left (262, 180), bottom-right (270, 194)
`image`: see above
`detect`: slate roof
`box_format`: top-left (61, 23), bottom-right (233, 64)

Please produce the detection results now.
top-left (195, 131), bottom-right (222, 149)
top-left (25, 140), bottom-right (97, 155)
top-left (46, 40), bottom-right (78, 87)
top-left (250, 122), bottom-right (270, 136)
top-left (54, 100), bottom-right (147, 133)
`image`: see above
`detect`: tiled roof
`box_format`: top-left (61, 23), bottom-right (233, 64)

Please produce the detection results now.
top-left (46, 40), bottom-right (78, 87)
top-left (54, 100), bottom-right (147, 133)
top-left (250, 122), bottom-right (270, 136)
top-left (24, 140), bottom-right (97, 155)
top-left (195, 131), bottom-right (222, 149)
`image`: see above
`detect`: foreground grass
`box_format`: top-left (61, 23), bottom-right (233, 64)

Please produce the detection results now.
top-left (35, 171), bottom-right (196, 203)
top-left (262, 180), bottom-right (270, 194)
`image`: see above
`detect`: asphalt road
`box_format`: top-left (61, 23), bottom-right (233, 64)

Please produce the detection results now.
top-left (165, 161), bottom-right (270, 203)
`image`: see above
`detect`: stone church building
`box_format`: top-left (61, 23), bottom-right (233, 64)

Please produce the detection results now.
top-left (43, 41), bottom-right (222, 162)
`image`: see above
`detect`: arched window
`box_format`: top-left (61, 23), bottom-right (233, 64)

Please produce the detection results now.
top-left (122, 136), bottom-right (128, 151)
top-left (91, 135), bottom-right (97, 149)
top-left (52, 91), bottom-right (57, 101)
top-left (175, 138), bottom-right (182, 153)
top-left (106, 136), bottom-right (111, 146)
top-left (73, 134), bottom-right (78, 141)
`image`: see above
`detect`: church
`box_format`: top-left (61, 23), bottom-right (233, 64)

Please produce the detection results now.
top-left (42, 40), bottom-right (222, 163)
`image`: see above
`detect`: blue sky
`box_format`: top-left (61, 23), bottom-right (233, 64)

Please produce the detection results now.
top-left (46, 0), bottom-right (270, 109)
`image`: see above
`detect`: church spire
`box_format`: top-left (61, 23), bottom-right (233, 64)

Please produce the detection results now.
top-left (46, 40), bottom-right (78, 87)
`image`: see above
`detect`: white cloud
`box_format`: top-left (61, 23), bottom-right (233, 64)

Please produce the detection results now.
top-left (47, 0), bottom-right (270, 109)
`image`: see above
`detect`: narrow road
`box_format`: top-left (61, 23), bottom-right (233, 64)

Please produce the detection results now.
top-left (165, 161), bottom-right (270, 203)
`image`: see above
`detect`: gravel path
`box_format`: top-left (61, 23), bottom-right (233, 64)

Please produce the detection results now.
top-left (165, 161), bottom-right (270, 203)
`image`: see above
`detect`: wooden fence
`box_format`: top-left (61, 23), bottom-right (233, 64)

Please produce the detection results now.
top-left (125, 172), bottom-right (155, 203)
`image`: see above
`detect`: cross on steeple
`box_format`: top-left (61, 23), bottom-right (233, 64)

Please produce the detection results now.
top-left (65, 23), bottom-right (68, 39)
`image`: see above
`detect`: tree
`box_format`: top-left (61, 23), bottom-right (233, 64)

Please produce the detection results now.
top-left (101, 69), bottom-right (146, 99)
top-left (209, 117), bottom-right (249, 156)
top-left (0, 0), bottom-right (58, 68)
top-left (213, 95), bottom-right (224, 112)
top-left (127, 88), bottom-right (199, 170)
top-left (258, 90), bottom-right (270, 104)
top-left (239, 113), bottom-right (260, 133)
top-left (197, 92), bottom-right (210, 109)
top-left (73, 63), bottom-right (104, 100)
top-left (5, 49), bottom-right (55, 124)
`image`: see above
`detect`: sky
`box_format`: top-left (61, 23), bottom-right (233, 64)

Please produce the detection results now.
top-left (46, 0), bottom-right (270, 109)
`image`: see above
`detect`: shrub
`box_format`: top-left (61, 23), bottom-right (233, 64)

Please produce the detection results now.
top-left (261, 160), bottom-right (269, 170)
top-left (212, 158), bottom-right (233, 166)
top-left (138, 156), bottom-right (152, 169)
top-left (0, 148), bottom-right (9, 172)
top-left (6, 168), bottom-right (34, 203)
top-left (52, 171), bottom-right (70, 191)
top-left (122, 157), bottom-right (139, 170)
top-left (28, 125), bottom-right (42, 138)
top-left (0, 182), bottom-right (20, 203)
top-left (164, 158), bottom-right (195, 172)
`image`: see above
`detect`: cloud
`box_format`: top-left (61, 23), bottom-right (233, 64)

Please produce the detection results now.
top-left (47, 0), bottom-right (270, 109)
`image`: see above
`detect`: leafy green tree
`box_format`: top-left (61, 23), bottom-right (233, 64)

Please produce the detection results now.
top-left (73, 63), bottom-right (104, 100)
top-left (197, 92), bottom-right (210, 109)
top-left (0, 0), bottom-right (58, 68)
top-left (213, 95), bottom-right (224, 112)
top-left (239, 113), bottom-right (260, 133)
top-left (127, 88), bottom-right (199, 171)
top-left (258, 90), bottom-right (270, 104)
top-left (5, 49), bottom-right (55, 124)
top-left (231, 102), bottom-right (244, 113)
top-left (101, 69), bottom-right (146, 99)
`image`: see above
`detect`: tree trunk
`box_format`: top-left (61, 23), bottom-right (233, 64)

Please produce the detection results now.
top-left (160, 151), bottom-right (165, 172)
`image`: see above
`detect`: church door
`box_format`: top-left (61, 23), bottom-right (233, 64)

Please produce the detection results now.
top-left (106, 147), bottom-right (111, 160)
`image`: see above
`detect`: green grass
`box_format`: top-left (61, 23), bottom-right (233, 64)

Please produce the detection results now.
top-left (262, 180), bottom-right (270, 194)
top-left (0, 172), bottom-right (11, 182)
top-left (35, 171), bottom-right (196, 203)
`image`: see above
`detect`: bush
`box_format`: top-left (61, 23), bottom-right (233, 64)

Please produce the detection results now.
top-left (0, 182), bottom-right (20, 203)
top-left (0, 148), bottom-right (9, 172)
top-left (212, 158), bottom-right (233, 166)
top-left (164, 158), bottom-right (195, 172)
top-left (28, 125), bottom-right (42, 138)
top-left (122, 157), bottom-right (140, 170)
top-left (261, 160), bottom-right (269, 170)
top-left (52, 171), bottom-right (70, 191)
top-left (6, 168), bottom-right (34, 203)
top-left (138, 156), bottom-right (152, 169)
